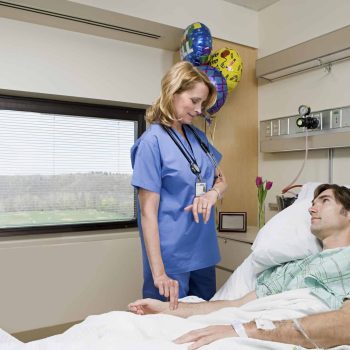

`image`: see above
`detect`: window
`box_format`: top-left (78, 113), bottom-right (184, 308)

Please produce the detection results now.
top-left (0, 96), bottom-right (145, 236)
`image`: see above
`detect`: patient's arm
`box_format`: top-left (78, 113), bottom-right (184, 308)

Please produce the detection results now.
top-left (245, 299), bottom-right (350, 348)
top-left (174, 299), bottom-right (350, 349)
top-left (128, 291), bottom-right (256, 318)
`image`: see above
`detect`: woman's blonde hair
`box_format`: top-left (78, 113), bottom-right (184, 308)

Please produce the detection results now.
top-left (145, 61), bottom-right (217, 126)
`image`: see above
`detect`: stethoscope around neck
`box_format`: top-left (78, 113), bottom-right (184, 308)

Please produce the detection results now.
top-left (161, 124), bottom-right (218, 181)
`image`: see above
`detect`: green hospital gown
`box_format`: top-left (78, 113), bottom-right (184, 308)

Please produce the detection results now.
top-left (256, 246), bottom-right (350, 309)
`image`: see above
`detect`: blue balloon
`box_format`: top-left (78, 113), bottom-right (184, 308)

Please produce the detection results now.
top-left (180, 23), bottom-right (212, 66)
top-left (198, 65), bottom-right (228, 115)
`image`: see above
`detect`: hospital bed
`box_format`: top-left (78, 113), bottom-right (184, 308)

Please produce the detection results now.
top-left (1, 182), bottom-right (349, 350)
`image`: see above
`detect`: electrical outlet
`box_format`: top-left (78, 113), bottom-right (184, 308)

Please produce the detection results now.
top-left (322, 110), bottom-right (331, 130)
top-left (331, 109), bottom-right (341, 128)
top-left (272, 119), bottom-right (279, 135)
top-left (279, 118), bottom-right (289, 135)
top-left (264, 121), bottom-right (272, 137)
top-left (342, 107), bottom-right (350, 127)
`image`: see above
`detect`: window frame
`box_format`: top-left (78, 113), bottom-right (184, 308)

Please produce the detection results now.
top-left (0, 95), bottom-right (146, 237)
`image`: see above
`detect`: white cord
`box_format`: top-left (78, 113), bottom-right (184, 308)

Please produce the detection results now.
top-left (292, 318), bottom-right (323, 350)
top-left (282, 129), bottom-right (309, 193)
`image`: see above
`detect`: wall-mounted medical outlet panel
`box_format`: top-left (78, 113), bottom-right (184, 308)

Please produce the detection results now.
top-left (260, 106), bottom-right (350, 152)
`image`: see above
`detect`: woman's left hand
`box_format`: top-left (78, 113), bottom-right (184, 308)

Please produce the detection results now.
top-left (184, 190), bottom-right (218, 224)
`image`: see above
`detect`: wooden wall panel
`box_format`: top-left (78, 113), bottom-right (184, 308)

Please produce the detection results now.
top-left (175, 39), bottom-right (258, 225)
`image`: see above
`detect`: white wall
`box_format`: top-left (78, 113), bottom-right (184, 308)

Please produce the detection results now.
top-left (258, 0), bottom-right (350, 218)
top-left (0, 230), bottom-right (142, 333)
top-left (0, 17), bottom-right (173, 105)
top-left (72, 0), bottom-right (259, 47)
top-left (259, 0), bottom-right (350, 57)
top-left (259, 59), bottom-right (350, 120)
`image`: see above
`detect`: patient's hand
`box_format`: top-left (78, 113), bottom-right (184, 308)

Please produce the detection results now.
top-left (174, 325), bottom-right (235, 349)
top-left (128, 298), bottom-right (169, 315)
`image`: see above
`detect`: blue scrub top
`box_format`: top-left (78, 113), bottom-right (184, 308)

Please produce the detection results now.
top-left (131, 123), bottom-right (221, 274)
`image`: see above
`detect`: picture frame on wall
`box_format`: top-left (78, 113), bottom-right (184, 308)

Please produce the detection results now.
top-left (218, 212), bottom-right (247, 232)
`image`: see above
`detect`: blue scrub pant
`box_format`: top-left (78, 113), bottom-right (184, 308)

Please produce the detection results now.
top-left (143, 266), bottom-right (216, 301)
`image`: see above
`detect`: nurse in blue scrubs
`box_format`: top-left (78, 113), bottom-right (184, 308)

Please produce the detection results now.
top-left (131, 61), bottom-right (228, 311)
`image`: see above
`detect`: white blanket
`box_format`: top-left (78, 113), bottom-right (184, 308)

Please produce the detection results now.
top-left (2, 289), bottom-right (350, 350)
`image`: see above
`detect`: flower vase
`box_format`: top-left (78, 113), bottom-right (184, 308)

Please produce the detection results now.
top-left (258, 202), bottom-right (265, 229)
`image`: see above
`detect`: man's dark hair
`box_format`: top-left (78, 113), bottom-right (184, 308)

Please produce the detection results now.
top-left (314, 184), bottom-right (350, 211)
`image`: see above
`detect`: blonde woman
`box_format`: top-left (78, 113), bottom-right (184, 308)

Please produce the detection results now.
top-left (131, 61), bottom-right (228, 311)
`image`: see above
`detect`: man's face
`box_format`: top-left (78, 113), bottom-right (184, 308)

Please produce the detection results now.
top-left (308, 189), bottom-right (350, 240)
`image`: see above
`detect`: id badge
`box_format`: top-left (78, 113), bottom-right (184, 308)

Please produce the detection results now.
top-left (195, 182), bottom-right (207, 197)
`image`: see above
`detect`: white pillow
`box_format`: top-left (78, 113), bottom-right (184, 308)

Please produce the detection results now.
top-left (212, 254), bottom-right (256, 301)
top-left (296, 181), bottom-right (322, 201)
top-left (251, 182), bottom-right (323, 274)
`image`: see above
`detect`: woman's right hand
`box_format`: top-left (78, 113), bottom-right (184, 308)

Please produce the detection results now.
top-left (153, 273), bottom-right (179, 310)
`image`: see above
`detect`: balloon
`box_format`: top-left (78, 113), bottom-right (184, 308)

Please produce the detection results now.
top-left (180, 23), bottom-right (212, 66)
top-left (198, 65), bottom-right (228, 115)
top-left (209, 48), bottom-right (243, 92)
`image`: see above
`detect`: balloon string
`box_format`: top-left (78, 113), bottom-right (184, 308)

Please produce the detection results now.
top-left (211, 116), bottom-right (217, 144)
top-left (206, 115), bottom-right (217, 145)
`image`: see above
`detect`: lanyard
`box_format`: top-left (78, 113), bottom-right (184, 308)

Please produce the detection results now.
top-left (162, 125), bottom-right (202, 181)
top-left (186, 125), bottom-right (219, 170)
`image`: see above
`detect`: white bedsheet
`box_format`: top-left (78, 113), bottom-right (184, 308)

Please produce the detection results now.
top-left (2, 288), bottom-right (349, 350)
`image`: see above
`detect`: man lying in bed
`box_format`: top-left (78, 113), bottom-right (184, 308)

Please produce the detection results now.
top-left (129, 183), bottom-right (350, 349)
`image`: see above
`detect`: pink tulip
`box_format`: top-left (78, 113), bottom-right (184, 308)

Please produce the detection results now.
top-left (256, 176), bottom-right (263, 187)
top-left (266, 181), bottom-right (273, 190)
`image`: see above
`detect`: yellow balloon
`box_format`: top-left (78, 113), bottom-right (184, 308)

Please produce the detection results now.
top-left (209, 48), bottom-right (243, 92)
